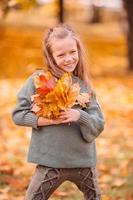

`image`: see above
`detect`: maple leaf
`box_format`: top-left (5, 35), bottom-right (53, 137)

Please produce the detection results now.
top-left (31, 72), bottom-right (92, 119)
top-left (33, 71), bottom-right (55, 96)
top-left (76, 92), bottom-right (92, 108)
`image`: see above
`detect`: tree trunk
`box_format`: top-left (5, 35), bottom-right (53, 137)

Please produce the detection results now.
top-left (123, 0), bottom-right (133, 71)
top-left (58, 0), bottom-right (64, 23)
top-left (0, 0), bottom-right (9, 18)
top-left (90, 5), bottom-right (101, 23)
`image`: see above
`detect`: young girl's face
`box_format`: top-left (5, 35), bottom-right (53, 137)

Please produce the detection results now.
top-left (51, 37), bottom-right (79, 73)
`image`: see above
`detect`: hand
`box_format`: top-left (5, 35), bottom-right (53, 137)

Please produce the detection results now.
top-left (37, 117), bottom-right (64, 126)
top-left (59, 109), bottom-right (80, 123)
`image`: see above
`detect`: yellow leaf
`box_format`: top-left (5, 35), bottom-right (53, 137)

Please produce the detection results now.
top-left (32, 72), bottom-right (80, 118)
top-left (111, 178), bottom-right (125, 187)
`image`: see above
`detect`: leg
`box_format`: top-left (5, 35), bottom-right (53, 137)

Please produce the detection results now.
top-left (69, 168), bottom-right (101, 200)
top-left (24, 165), bottom-right (64, 200)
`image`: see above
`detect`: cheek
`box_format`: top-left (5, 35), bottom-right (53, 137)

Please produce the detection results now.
top-left (52, 55), bottom-right (59, 65)
top-left (75, 53), bottom-right (79, 62)
top-left (54, 56), bottom-right (63, 67)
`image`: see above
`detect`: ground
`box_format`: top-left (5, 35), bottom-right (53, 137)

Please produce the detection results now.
top-left (0, 21), bottom-right (133, 200)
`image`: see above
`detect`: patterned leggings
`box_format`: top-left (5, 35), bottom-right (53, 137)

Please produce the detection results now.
top-left (24, 165), bottom-right (101, 200)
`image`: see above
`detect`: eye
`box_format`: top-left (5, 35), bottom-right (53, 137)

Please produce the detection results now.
top-left (57, 54), bottom-right (64, 57)
top-left (71, 50), bottom-right (77, 54)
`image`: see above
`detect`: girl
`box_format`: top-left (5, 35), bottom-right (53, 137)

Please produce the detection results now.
top-left (12, 24), bottom-right (104, 200)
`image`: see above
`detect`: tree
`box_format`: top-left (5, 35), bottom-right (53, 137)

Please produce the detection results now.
top-left (90, 4), bottom-right (101, 23)
top-left (0, 0), bottom-right (65, 23)
top-left (122, 0), bottom-right (133, 71)
top-left (58, 0), bottom-right (64, 23)
top-left (0, 0), bottom-right (37, 18)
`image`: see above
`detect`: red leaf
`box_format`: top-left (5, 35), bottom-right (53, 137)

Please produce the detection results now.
top-left (36, 87), bottom-right (52, 95)
top-left (36, 74), bottom-right (55, 95)
top-left (39, 74), bottom-right (48, 83)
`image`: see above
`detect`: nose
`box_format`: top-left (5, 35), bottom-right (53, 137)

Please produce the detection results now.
top-left (64, 54), bottom-right (73, 64)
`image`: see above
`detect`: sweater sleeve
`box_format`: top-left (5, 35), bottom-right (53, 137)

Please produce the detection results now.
top-left (77, 90), bottom-right (105, 143)
top-left (12, 75), bottom-right (39, 129)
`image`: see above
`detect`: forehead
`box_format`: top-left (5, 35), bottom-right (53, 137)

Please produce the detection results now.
top-left (51, 37), bottom-right (77, 53)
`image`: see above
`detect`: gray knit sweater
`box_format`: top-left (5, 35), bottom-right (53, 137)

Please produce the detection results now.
top-left (12, 70), bottom-right (104, 168)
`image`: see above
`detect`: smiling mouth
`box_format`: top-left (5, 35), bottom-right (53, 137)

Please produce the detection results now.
top-left (65, 65), bottom-right (73, 67)
top-left (64, 66), bottom-right (74, 70)
top-left (64, 63), bottom-right (75, 67)
top-left (64, 64), bottom-right (72, 66)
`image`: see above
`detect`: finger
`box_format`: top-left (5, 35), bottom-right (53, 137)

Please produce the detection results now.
top-left (58, 112), bottom-right (67, 117)
top-left (58, 115), bottom-right (67, 119)
top-left (55, 119), bottom-right (64, 124)
top-left (59, 113), bottom-right (70, 119)
top-left (59, 112), bottom-right (69, 116)
top-left (61, 118), bottom-right (72, 123)
top-left (60, 109), bottom-right (68, 113)
top-left (60, 109), bottom-right (71, 114)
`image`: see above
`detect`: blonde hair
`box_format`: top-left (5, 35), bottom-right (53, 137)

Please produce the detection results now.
top-left (43, 24), bottom-right (91, 86)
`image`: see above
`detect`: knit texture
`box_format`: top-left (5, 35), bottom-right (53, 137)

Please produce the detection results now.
top-left (12, 70), bottom-right (105, 168)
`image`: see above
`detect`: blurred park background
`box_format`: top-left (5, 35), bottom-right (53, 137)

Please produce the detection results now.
top-left (0, 0), bottom-right (133, 199)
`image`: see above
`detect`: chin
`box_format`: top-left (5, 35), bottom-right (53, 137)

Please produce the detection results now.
top-left (64, 67), bottom-right (76, 73)
top-left (65, 69), bottom-right (74, 72)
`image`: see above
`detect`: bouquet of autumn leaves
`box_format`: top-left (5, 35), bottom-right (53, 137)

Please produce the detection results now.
top-left (31, 71), bottom-right (92, 119)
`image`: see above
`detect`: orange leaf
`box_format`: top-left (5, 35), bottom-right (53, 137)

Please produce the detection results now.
top-left (32, 72), bottom-right (80, 118)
